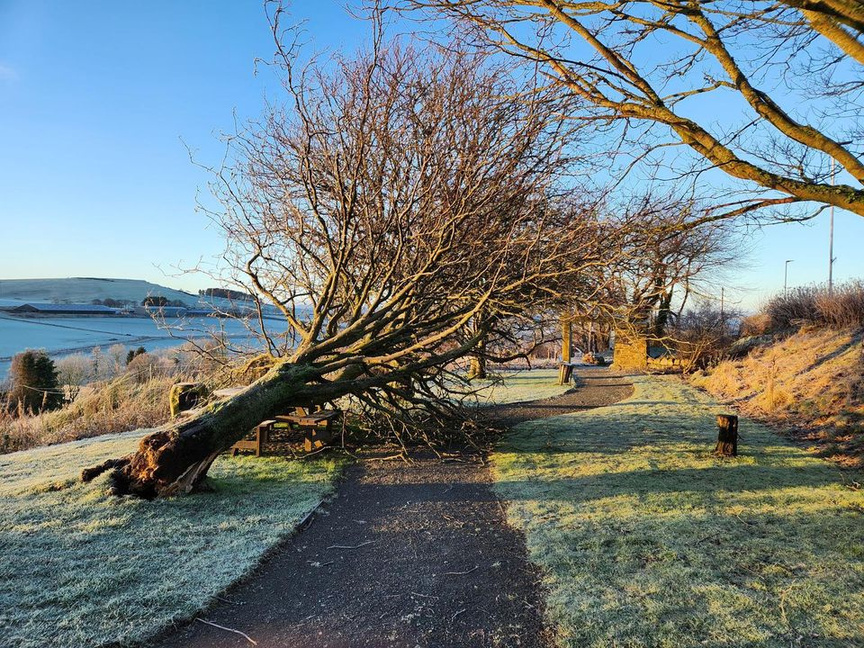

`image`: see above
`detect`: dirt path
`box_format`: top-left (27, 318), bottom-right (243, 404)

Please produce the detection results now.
top-left (151, 367), bottom-right (633, 648)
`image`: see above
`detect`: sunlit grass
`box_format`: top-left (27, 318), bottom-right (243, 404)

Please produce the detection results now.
top-left (475, 367), bottom-right (570, 405)
top-left (0, 430), bottom-right (341, 648)
top-left (493, 374), bottom-right (864, 647)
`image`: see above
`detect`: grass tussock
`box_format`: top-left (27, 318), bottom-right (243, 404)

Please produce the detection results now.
top-left (693, 327), bottom-right (864, 467)
top-left (493, 374), bottom-right (864, 647)
top-left (0, 429), bottom-right (342, 648)
top-left (0, 374), bottom-right (177, 454)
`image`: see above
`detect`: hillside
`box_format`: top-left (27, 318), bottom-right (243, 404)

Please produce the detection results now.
top-left (0, 277), bottom-right (197, 306)
top-left (692, 326), bottom-right (864, 467)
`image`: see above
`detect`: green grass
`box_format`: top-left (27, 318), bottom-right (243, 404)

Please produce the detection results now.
top-left (493, 374), bottom-right (864, 647)
top-left (475, 367), bottom-right (571, 405)
top-left (0, 429), bottom-right (342, 648)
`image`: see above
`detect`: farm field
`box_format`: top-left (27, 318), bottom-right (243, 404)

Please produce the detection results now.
top-left (494, 374), bottom-right (864, 647)
top-left (0, 315), bottom-right (264, 378)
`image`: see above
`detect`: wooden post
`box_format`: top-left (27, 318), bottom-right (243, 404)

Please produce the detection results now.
top-left (715, 414), bottom-right (738, 456)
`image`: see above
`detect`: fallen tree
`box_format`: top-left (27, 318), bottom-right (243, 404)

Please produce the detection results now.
top-left (83, 18), bottom-right (611, 497)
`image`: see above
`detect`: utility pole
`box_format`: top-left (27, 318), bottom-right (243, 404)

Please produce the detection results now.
top-left (829, 158), bottom-right (835, 295)
top-left (784, 259), bottom-right (794, 296)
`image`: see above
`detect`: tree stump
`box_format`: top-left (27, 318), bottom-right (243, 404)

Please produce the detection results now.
top-left (715, 414), bottom-right (738, 456)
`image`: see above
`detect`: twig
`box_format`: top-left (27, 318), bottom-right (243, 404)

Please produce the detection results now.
top-left (451, 608), bottom-right (467, 622)
top-left (309, 560), bottom-right (334, 567)
top-left (196, 618), bottom-right (258, 645)
top-left (695, 531), bottom-right (722, 545)
top-left (495, 497), bottom-right (509, 519)
top-left (301, 445), bottom-right (332, 459)
top-left (443, 566), bottom-right (478, 576)
top-left (779, 580), bottom-right (798, 625)
top-left (411, 591), bottom-right (439, 599)
top-left (326, 540), bottom-right (375, 550)
top-left (296, 502), bottom-right (323, 531)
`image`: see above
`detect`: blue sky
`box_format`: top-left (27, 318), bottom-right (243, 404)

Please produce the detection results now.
top-left (0, 1), bottom-right (861, 311)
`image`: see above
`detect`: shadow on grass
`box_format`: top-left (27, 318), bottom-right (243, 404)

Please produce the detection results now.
top-left (488, 374), bottom-right (864, 647)
top-left (295, 459), bottom-right (843, 507)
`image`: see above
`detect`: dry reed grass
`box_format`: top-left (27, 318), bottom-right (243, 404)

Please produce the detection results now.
top-left (0, 374), bottom-right (177, 454)
top-left (693, 327), bottom-right (864, 467)
top-left (765, 281), bottom-right (864, 331)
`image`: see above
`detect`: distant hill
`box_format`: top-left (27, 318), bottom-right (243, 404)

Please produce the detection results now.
top-left (0, 278), bottom-right (198, 307)
top-left (199, 287), bottom-right (253, 302)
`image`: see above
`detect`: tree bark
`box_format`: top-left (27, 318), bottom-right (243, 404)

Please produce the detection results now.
top-left (466, 322), bottom-right (489, 381)
top-left (715, 414), bottom-right (738, 457)
top-left (83, 362), bottom-right (316, 498)
top-left (468, 354), bottom-right (487, 380)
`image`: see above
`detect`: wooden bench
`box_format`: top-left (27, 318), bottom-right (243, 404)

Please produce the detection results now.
top-left (275, 409), bottom-right (341, 452)
top-left (229, 407), bottom-right (341, 456)
top-left (229, 419), bottom-right (276, 457)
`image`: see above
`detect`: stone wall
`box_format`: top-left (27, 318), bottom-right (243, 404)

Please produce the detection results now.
top-left (612, 332), bottom-right (648, 369)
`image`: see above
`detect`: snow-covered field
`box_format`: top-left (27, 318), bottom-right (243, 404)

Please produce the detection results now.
top-left (0, 315), bottom-right (267, 379)
top-left (0, 277), bottom-right (196, 305)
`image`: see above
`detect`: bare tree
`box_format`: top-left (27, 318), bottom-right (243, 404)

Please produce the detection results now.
top-left (668, 300), bottom-right (742, 372)
top-left (598, 191), bottom-right (741, 339)
top-left (407, 1), bottom-right (864, 218)
top-left (83, 22), bottom-right (610, 497)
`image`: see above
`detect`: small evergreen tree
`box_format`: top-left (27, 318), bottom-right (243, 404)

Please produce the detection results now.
top-left (8, 350), bottom-right (63, 415)
top-left (125, 346), bottom-right (147, 365)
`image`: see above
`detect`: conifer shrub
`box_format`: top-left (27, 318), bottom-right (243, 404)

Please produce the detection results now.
top-left (7, 350), bottom-right (64, 415)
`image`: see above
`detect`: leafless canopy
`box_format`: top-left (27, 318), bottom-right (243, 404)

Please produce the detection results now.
top-left (84, 21), bottom-right (618, 497)
top-left (602, 192), bottom-right (740, 338)
top-left (406, 1), bottom-right (864, 219)
top-left (209, 20), bottom-right (609, 415)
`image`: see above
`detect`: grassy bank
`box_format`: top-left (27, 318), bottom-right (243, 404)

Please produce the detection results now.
top-left (0, 431), bottom-right (341, 647)
top-left (493, 374), bottom-right (864, 647)
top-left (0, 375), bottom-right (176, 454)
top-left (692, 327), bottom-right (864, 467)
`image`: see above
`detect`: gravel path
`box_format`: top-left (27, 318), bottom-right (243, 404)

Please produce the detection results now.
top-left (151, 367), bottom-right (633, 648)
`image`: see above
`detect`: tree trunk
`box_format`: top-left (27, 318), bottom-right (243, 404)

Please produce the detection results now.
top-left (467, 333), bottom-right (488, 380)
top-left (715, 414), bottom-right (738, 457)
top-left (468, 354), bottom-right (487, 380)
top-left (83, 362), bottom-right (316, 498)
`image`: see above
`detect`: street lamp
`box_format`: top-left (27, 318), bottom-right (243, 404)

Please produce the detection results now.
top-left (784, 259), bottom-right (794, 296)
